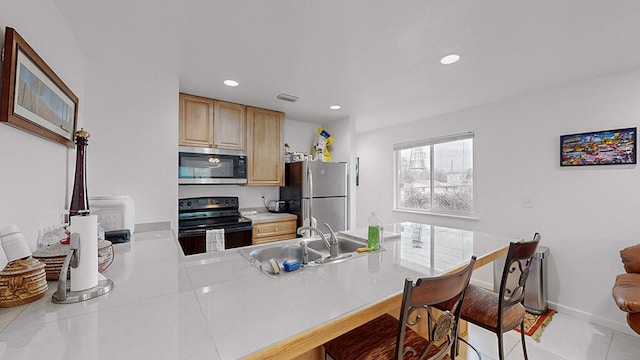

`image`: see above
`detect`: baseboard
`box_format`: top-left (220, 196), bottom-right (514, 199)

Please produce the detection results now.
top-left (548, 301), bottom-right (640, 338)
top-left (466, 281), bottom-right (640, 338)
top-left (134, 221), bottom-right (172, 233)
top-left (470, 278), bottom-right (493, 289)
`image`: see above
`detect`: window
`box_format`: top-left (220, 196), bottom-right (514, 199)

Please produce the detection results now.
top-left (394, 132), bottom-right (474, 216)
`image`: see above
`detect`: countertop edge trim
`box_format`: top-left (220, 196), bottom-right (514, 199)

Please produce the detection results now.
top-left (242, 294), bottom-right (403, 360)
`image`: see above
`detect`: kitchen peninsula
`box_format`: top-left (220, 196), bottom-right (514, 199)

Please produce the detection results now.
top-left (0, 223), bottom-right (512, 360)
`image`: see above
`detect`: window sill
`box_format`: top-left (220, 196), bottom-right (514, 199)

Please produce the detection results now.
top-left (392, 208), bottom-right (479, 221)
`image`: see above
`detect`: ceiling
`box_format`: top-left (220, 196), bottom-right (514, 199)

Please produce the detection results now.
top-left (56, 1), bottom-right (640, 134)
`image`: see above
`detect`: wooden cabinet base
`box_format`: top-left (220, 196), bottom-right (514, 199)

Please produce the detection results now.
top-left (290, 346), bottom-right (324, 360)
top-left (252, 219), bottom-right (296, 245)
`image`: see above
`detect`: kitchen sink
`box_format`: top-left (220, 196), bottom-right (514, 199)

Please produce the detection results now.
top-left (305, 236), bottom-right (366, 256)
top-left (244, 244), bottom-right (322, 264)
top-left (238, 244), bottom-right (323, 276)
top-left (238, 236), bottom-right (369, 277)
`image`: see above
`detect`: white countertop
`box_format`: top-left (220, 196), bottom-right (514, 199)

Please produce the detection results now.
top-left (0, 223), bottom-right (515, 359)
top-left (241, 212), bottom-right (296, 224)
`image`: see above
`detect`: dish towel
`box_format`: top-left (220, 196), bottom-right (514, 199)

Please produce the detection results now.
top-left (205, 229), bottom-right (225, 252)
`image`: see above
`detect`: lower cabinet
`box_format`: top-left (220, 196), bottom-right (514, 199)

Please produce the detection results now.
top-left (252, 219), bottom-right (297, 245)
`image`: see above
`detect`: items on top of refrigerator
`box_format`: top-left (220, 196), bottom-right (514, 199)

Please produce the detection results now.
top-left (284, 143), bottom-right (312, 163)
top-left (312, 128), bottom-right (334, 162)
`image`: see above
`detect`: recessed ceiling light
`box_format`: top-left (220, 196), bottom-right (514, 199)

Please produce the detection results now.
top-left (329, 105), bottom-right (341, 110)
top-left (440, 54), bottom-right (460, 65)
top-left (223, 79), bottom-right (239, 87)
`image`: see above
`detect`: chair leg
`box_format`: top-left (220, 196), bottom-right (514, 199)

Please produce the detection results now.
top-left (521, 320), bottom-right (528, 360)
top-left (497, 333), bottom-right (505, 360)
top-left (458, 337), bottom-right (483, 360)
top-left (451, 323), bottom-right (458, 359)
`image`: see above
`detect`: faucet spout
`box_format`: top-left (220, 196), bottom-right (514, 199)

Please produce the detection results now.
top-left (297, 224), bottom-right (342, 259)
top-left (297, 226), bottom-right (331, 251)
top-left (323, 223), bottom-right (339, 259)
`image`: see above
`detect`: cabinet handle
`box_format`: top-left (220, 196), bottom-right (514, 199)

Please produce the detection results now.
top-left (274, 227), bottom-right (279, 231)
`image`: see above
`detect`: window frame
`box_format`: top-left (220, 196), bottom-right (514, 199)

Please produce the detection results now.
top-left (393, 132), bottom-right (475, 217)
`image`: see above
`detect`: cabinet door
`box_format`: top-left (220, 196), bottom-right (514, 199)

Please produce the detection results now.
top-left (247, 107), bottom-right (284, 186)
top-left (179, 93), bottom-right (213, 147)
top-left (214, 100), bottom-right (246, 150)
top-left (252, 220), bottom-right (297, 244)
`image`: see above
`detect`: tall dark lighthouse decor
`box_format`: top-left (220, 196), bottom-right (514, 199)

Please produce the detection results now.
top-left (69, 128), bottom-right (90, 217)
top-left (53, 127), bottom-right (114, 304)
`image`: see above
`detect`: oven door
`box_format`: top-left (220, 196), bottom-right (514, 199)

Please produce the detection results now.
top-left (178, 223), bottom-right (252, 255)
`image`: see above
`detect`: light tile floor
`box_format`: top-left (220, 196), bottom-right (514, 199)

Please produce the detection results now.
top-left (458, 312), bottom-right (640, 360)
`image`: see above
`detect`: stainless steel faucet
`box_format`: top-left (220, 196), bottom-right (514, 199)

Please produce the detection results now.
top-left (297, 223), bottom-right (339, 259)
top-left (323, 223), bottom-right (339, 258)
top-left (300, 241), bottom-right (309, 265)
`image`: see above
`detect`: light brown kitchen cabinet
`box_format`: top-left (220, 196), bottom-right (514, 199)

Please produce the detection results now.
top-left (179, 93), bottom-right (214, 147)
top-left (213, 100), bottom-right (246, 150)
top-left (246, 107), bottom-right (284, 186)
top-left (252, 219), bottom-right (297, 245)
top-left (179, 93), bottom-right (246, 150)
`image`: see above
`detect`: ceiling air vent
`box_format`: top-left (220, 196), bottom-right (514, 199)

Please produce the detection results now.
top-left (276, 93), bottom-right (299, 103)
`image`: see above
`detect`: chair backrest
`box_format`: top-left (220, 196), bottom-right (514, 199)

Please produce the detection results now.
top-left (498, 233), bottom-right (541, 310)
top-left (395, 256), bottom-right (476, 360)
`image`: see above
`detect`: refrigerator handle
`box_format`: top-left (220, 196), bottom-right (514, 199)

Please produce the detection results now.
top-left (307, 166), bottom-right (313, 223)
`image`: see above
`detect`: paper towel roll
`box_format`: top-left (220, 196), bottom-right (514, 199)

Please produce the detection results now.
top-left (0, 225), bottom-right (32, 261)
top-left (70, 215), bottom-right (98, 291)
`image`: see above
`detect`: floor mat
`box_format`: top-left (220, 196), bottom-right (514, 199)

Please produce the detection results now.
top-left (516, 308), bottom-right (556, 342)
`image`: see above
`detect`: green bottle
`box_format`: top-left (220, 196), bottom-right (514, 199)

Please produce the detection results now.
top-left (367, 212), bottom-right (381, 251)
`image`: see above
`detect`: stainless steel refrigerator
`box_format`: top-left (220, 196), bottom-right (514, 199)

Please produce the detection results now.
top-left (280, 161), bottom-right (348, 232)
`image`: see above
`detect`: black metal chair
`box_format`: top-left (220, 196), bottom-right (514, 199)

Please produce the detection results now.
top-left (439, 233), bottom-right (541, 360)
top-left (324, 256), bottom-right (476, 360)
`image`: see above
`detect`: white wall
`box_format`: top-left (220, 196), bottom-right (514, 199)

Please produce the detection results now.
top-left (356, 67), bottom-right (640, 334)
top-left (82, 52), bottom-right (179, 229)
top-left (57, 0), bottom-right (181, 230)
top-left (284, 118), bottom-right (319, 155)
top-left (322, 117), bottom-right (352, 163)
top-left (0, 0), bottom-right (85, 267)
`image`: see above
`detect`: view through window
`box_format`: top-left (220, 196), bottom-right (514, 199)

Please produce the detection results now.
top-left (394, 133), bottom-right (474, 216)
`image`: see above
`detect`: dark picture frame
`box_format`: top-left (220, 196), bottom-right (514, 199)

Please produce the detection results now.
top-left (356, 157), bottom-right (359, 186)
top-left (1, 27), bottom-right (78, 147)
top-left (560, 127), bottom-right (636, 166)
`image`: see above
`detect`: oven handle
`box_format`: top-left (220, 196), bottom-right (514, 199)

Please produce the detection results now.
top-left (224, 224), bottom-right (253, 233)
top-left (179, 224), bottom-right (253, 235)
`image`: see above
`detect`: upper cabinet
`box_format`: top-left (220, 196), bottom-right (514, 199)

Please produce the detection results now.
top-left (246, 107), bottom-right (284, 186)
top-left (179, 93), bottom-right (213, 147)
top-left (178, 93), bottom-right (284, 186)
top-left (213, 101), bottom-right (246, 150)
top-left (179, 93), bottom-right (246, 151)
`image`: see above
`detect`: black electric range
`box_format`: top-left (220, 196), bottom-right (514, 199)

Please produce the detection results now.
top-left (178, 196), bottom-right (252, 255)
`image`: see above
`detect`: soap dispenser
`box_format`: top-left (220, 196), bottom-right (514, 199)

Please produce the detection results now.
top-left (367, 212), bottom-right (383, 251)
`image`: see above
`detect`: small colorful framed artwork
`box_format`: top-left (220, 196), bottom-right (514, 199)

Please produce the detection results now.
top-left (560, 127), bottom-right (636, 166)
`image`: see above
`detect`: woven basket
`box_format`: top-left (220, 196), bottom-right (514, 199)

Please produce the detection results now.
top-left (0, 257), bottom-right (48, 307)
top-left (32, 240), bottom-right (114, 281)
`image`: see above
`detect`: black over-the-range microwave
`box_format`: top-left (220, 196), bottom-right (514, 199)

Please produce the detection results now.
top-left (178, 146), bottom-right (247, 184)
